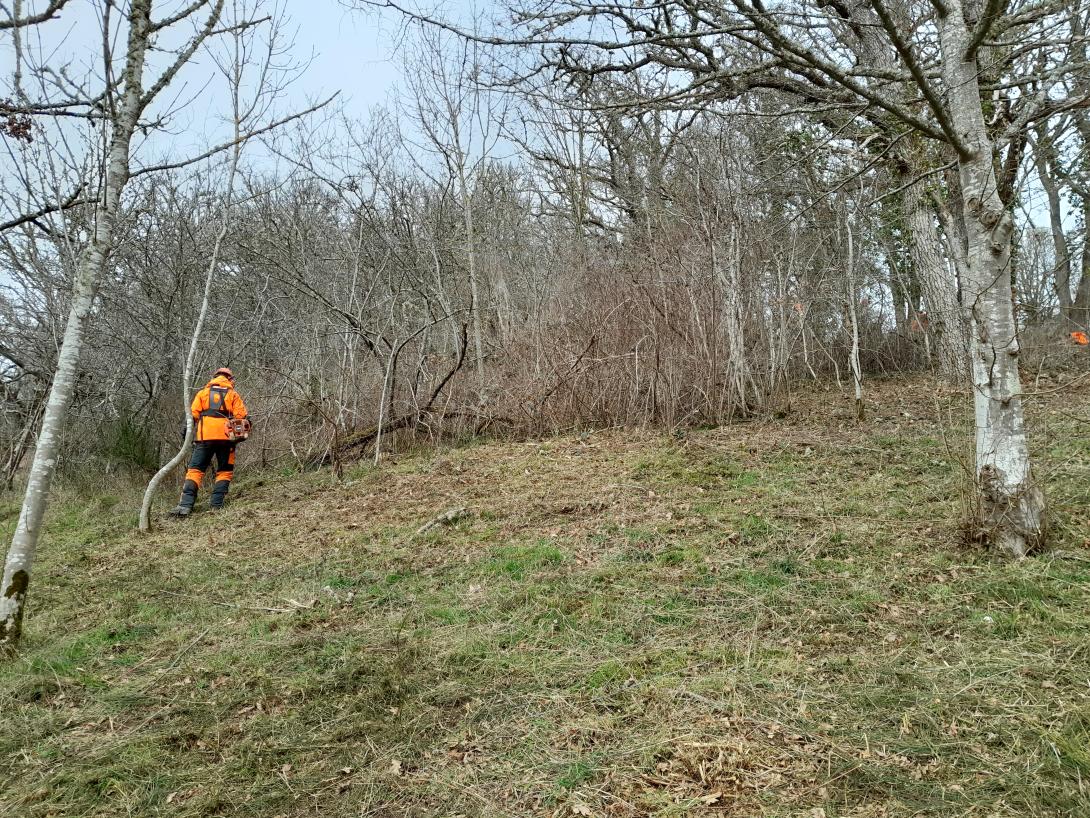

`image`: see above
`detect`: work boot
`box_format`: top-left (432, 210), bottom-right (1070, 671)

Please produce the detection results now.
top-left (170, 479), bottom-right (198, 517)
top-left (209, 479), bottom-right (230, 510)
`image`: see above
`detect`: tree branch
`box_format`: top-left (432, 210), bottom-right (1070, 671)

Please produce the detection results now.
top-left (727, 8), bottom-right (952, 144)
top-left (866, 0), bottom-right (967, 153)
top-left (140, 0), bottom-right (226, 110)
top-left (0, 0), bottom-right (69, 30)
top-left (0, 184), bottom-right (86, 233)
top-left (966, 0), bottom-right (1008, 59)
top-left (130, 95), bottom-right (337, 178)
top-left (0, 342), bottom-right (43, 377)
top-left (151, 0), bottom-right (211, 32)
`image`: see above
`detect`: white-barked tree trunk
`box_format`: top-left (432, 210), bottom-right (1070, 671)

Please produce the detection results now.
top-left (1, 0), bottom-right (228, 646)
top-left (936, 0), bottom-right (1045, 557)
top-left (0, 0), bottom-right (154, 645)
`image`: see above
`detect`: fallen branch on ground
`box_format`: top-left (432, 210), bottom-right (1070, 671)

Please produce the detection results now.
top-left (310, 323), bottom-right (469, 468)
top-left (415, 506), bottom-right (469, 537)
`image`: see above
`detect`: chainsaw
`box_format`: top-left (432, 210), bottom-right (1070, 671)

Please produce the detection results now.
top-left (225, 417), bottom-right (252, 442)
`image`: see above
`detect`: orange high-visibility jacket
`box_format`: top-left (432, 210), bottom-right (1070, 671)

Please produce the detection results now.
top-left (191, 375), bottom-right (249, 442)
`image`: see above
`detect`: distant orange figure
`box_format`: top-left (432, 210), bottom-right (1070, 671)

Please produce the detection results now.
top-left (910, 311), bottom-right (929, 333)
top-left (170, 367), bottom-right (251, 516)
top-left (1071, 331), bottom-right (1089, 346)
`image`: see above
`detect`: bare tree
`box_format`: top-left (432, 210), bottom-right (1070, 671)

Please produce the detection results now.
top-left (844, 212), bottom-right (865, 419)
top-left (1, 0), bottom-right (229, 648)
top-left (140, 0), bottom-right (313, 531)
top-left (400, 25), bottom-right (509, 384)
top-left (366, 0), bottom-right (1055, 555)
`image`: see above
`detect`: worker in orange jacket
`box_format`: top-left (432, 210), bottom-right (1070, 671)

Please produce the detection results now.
top-left (170, 367), bottom-right (250, 516)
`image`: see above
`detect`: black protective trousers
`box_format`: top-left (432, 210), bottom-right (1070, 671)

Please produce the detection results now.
top-left (178, 441), bottom-right (237, 509)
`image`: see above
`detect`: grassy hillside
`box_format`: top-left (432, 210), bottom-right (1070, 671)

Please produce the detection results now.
top-left (2, 376), bottom-right (1088, 817)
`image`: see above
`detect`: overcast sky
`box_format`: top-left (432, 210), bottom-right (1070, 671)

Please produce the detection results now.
top-left (0, 1), bottom-right (432, 166)
top-left (0, 1), bottom-right (1060, 228)
top-left (292, 2), bottom-right (399, 114)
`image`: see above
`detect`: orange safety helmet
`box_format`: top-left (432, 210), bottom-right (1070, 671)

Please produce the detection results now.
top-left (214, 367), bottom-right (235, 380)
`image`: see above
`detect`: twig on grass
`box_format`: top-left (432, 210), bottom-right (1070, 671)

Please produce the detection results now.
top-left (134, 627), bottom-right (211, 693)
top-left (157, 589), bottom-right (296, 614)
top-left (773, 511), bottom-right (950, 525)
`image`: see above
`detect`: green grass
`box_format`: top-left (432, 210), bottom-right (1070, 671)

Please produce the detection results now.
top-left (482, 541), bottom-right (568, 580)
top-left (1, 377), bottom-right (1088, 817)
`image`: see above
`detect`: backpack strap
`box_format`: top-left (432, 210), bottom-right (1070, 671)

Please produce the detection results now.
top-left (200, 386), bottom-right (234, 419)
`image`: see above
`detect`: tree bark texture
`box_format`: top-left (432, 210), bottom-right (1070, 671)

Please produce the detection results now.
top-left (937, 2), bottom-right (1045, 557)
top-left (903, 178), bottom-right (970, 383)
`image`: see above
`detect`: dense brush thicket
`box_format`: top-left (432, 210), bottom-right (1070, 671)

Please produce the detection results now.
top-left (0, 117), bottom-right (910, 480)
top-left (0, 12), bottom-right (1086, 488)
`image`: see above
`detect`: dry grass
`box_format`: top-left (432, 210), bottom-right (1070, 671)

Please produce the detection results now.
top-left (1, 375), bottom-right (1088, 817)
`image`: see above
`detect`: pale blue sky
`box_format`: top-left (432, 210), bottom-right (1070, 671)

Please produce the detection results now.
top-left (170, 1), bottom-right (409, 160)
top-left (0, 1), bottom-right (435, 166)
top-left (259, 1), bottom-right (402, 119)
top-left (169, 0), bottom-right (413, 157)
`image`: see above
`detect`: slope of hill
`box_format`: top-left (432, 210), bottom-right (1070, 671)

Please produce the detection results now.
top-left (2, 376), bottom-right (1088, 817)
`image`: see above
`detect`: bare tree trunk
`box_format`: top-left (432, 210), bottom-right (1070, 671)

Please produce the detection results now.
top-left (1033, 125), bottom-right (1073, 319)
top-left (799, 308), bottom-right (818, 381)
top-left (459, 168), bottom-right (485, 383)
top-left (889, 262), bottom-right (909, 335)
top-left (1073, 194), bottom-right (1090, 329)
top-left (719, 226), bottom-right (753, 414)
top-left (493, 266), bottom-right (515, 344)
top-left (937, 2), bottom-right (1045, 557)
top-left (374, 344), bottom-right (396, 465)
top-left (0, 0), bottom-right (153, 646)
top-left (1074, 237), bottom-right (1090, 327)
top-left (1068, 12), bottom-right (1090, 329)
top-left (904, 178), bottom-right (969, 382)
top-left (845, 216), bottom-right (864, 419)
top-left (699, 151), bottom-right (754, 415)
